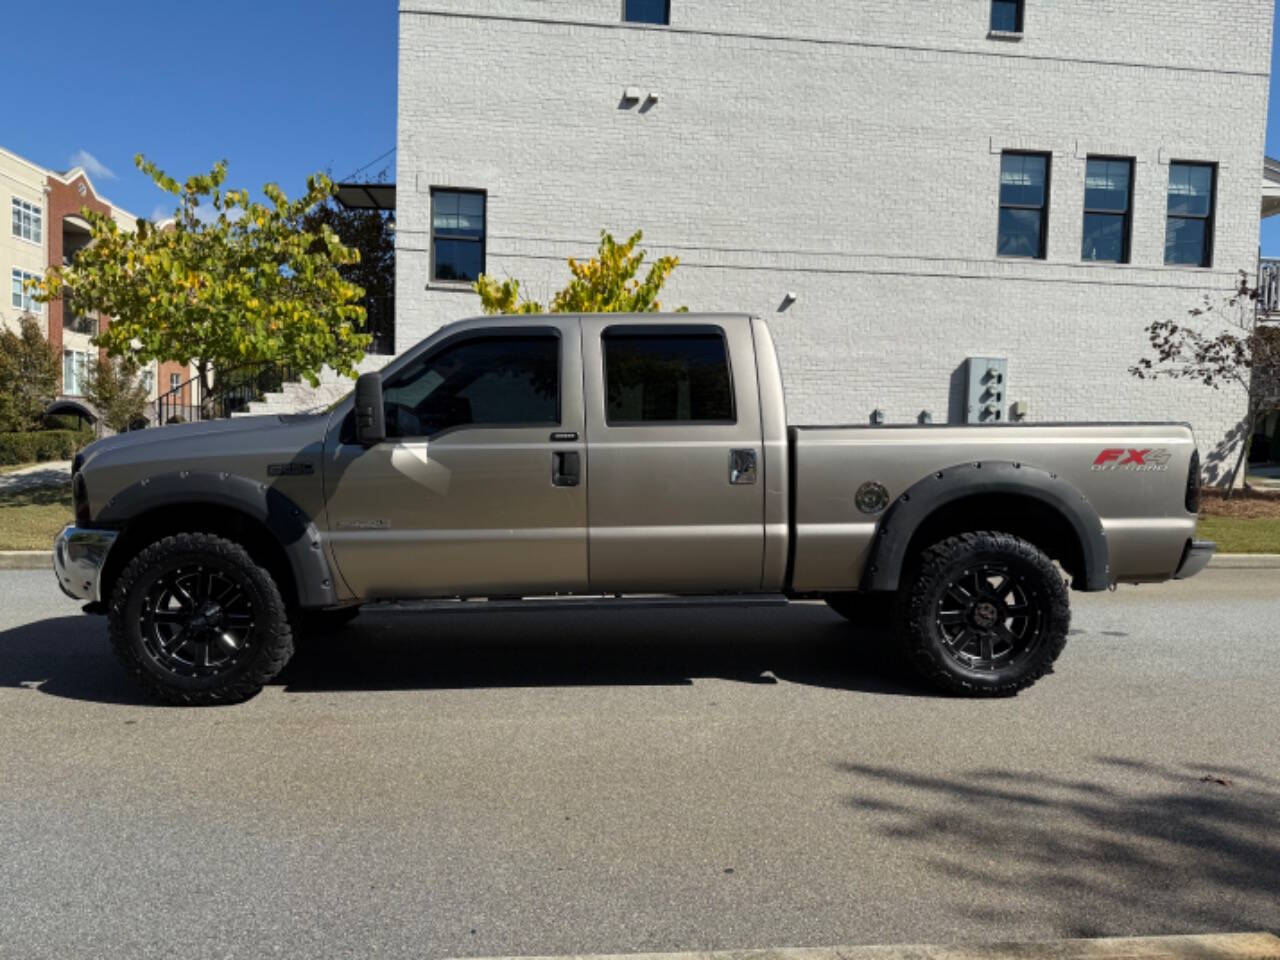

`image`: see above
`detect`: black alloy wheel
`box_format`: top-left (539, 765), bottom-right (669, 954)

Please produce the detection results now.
top-left (138, 565), bottom-right (258, 679)
top-left (933, 560), bottom-right (1043, 672)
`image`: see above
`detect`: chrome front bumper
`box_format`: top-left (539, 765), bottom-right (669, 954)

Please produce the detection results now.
top-left (1174, 539), bottom-right (1216, 580)
top-left (53, 525), bottom-right (120, 602)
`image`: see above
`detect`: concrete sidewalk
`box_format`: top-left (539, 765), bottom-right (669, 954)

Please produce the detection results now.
top-left (453, 935), bottom-right (1280, 960)
top-left (0, 460), bottom-right (71, 494)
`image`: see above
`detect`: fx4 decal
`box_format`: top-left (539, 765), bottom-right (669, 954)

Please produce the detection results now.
top-left (1091, 448), bottom-right (1172, 472)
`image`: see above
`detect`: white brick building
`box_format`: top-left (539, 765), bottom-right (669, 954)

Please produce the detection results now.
top-left (394, 0), bottom-right (1275, 480)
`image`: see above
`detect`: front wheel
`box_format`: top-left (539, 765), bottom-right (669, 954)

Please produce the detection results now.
top-left (108, 533), bottom-right (294, 705)
top-left (893, 531), bottom-right (1070, 697)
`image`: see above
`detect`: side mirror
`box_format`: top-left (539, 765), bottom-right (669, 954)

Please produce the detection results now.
top-left (354, 373), bottom-right (386, 446)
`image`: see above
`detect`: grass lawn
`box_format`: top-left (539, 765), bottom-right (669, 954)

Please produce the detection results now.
top-left (0, 481), bottom-right (72, 550)
top-left (1198, 489), bottom-right (1280, 554)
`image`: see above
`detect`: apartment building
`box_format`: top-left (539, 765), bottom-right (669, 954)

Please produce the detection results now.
top-left (1, 145), bottom-right (190, 426)
top-left (394, 0), bottom-right (1276, 477)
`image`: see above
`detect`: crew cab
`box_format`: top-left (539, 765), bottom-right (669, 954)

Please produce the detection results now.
top-left (55, 313), bottom-right (1214, 704)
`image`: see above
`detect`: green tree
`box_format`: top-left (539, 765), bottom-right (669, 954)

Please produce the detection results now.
top-left (0, 316), bottom-right (60, 432)
top-left (302, 170), bottom-right (395, 354)
top-left (85, 355), bottom-right (152, 433)
top-left (473, 230), bottom-right (684, 315)
top-left (31, 155), bottom-right (371, 399)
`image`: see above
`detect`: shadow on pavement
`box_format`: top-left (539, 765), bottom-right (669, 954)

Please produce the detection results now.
top-left (0, 615), bottom-right (148, 705)
top-left (837, 757), bottom-right (1280, 936)
top-left (0, 603), bottom-right (931, 705)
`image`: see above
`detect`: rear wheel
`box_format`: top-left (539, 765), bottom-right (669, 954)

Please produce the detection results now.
top-left (108, 533), bottom-right (294, 705)
top-left (893, 531), bottom-right (1069, 697)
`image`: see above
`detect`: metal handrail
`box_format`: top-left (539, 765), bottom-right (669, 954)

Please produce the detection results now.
top-left (153, 362), bottom-right (294, 424)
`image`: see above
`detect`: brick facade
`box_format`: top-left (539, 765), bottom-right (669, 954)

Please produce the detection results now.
top-left (396, 1), bottom-right (1274, 480)
top-left (44, 172), bottom-right (110, 364)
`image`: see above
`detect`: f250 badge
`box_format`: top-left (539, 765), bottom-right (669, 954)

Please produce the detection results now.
top-left (1091, 448), bottom-right (1172, 472)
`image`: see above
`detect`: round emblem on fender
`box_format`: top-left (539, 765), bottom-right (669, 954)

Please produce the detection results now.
top-left (855, 481), bottom-right (890, 515)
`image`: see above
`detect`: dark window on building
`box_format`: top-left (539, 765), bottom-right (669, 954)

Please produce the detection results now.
top-left (997, 152), bottom-right (1049, 259)
top-left (990, 0), bottom-right (1024, 32)
top-left (381, 334), bottom-right (559, 437)
top-left (1082, 157), bottom-right (1134, 263)
top-left (603, 327), bottom-right (734, 424)
top-left (431, 189), bottom-right (485, 282)
top-left (1165, 162), bottom-right (1216, 267)
top-left (624, 0), bottom-right (669, 25)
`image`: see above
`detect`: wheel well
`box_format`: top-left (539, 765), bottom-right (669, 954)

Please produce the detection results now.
top-left (900, 493), bottom-right (1087, 586)
top-left (100, 504), bottom-right (298, 608)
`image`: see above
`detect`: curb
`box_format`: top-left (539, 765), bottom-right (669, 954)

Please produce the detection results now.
top-left (1208, 553), bottom-right (1280, 569)
top-left (0, 551), bottom-right (50, 570)
top-left (445, 934), bottom-right (1280, 960)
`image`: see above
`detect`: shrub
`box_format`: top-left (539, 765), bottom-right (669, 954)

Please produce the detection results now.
top-left (0, 316), bottom-right (60, 433)
top-left (0, 430), bottom-right (91, 466)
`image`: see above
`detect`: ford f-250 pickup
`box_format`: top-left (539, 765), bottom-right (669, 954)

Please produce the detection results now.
top-left (54, 313), bottom-right (1214, 704)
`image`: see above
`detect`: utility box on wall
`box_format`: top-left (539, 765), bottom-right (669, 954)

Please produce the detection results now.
top-left (965, 357), bottom-right (1008, 424)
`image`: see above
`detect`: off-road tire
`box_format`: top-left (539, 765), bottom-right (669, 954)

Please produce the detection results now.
top-left (892, 531), bottom-right (1070, 697)
top-left (108, 533), bottom-right (294, 705)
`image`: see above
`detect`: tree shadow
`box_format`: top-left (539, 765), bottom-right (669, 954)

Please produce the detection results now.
top-left (836, 758), bottom-right (1280, 936)
top-left (0, 477), bottom-right (73, 507)
top-left (1202, 416), bottom-right (1249, 487)
top-left (0, 604), bottom-right (936, 706)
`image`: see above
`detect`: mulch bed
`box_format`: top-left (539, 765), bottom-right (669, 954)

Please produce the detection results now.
top-left (1200, 487), bottom-right (1280, 519)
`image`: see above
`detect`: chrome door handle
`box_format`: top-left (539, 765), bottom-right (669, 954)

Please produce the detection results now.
top-left (729, 449), bottom-right (757, 485)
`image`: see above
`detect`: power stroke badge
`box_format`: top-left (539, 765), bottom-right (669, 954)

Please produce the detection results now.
top-left (1091, 448), bottom-right (1172, 472)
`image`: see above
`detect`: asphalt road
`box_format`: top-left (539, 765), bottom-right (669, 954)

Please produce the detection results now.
top-left (0, 569), bottom-right (1276, 960)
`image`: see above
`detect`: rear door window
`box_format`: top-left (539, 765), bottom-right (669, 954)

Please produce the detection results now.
top-left (602, 327), bottom-right (735, 425)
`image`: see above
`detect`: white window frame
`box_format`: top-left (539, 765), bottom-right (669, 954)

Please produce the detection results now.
top-left (11, 267), bottom-right (42, 314)
top-left (62, 349), bottom-right (90, 396)
top-left (11, 197), bottom-right (43, 245)
top-left (169, 372), bottom-right (181, 393)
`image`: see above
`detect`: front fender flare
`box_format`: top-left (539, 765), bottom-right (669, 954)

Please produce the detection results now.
top-left (862, 461), bottom-right (1111, 593)
top-left (95, 471), bottom-right (338, 608)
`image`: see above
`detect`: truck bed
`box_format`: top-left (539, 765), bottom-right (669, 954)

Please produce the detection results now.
top-left (787, 421), bottom-right (1198, 592)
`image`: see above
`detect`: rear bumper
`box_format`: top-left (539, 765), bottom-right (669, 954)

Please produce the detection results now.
top-left (1174, 539), bottom-right (1216, 580)
top-left (53, 525), bottom-right (119, 602)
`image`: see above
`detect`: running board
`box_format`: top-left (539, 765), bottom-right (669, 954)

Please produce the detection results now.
top-left (371, 594), bottom-right (791, 614)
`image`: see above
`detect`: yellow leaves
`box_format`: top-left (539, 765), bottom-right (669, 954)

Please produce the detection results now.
top-left (475, 229), bottom-right (684, 316)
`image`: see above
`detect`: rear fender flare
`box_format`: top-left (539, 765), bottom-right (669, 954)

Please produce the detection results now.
top-left (863, 461), bottom-right (1111, 593)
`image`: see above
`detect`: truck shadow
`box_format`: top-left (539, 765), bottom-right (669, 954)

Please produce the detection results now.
top-left (279, 603), bottom-right (928, 696)
top-left (835, 757), bottom-right (1280, 935)
top-left (0, 604), bottom-right (931, 706)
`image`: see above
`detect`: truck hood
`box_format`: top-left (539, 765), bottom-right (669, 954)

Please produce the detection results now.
top-left (79, 413), bottom-right (330, 470)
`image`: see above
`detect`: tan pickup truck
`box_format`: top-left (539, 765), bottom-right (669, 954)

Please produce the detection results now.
top-left (55, 313), bottom-right (1213, 704)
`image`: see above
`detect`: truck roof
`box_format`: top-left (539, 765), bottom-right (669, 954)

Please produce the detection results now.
top-left (451, 311), bottom-right (756, 327)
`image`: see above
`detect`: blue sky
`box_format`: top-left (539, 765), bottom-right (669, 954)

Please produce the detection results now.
top-left (1260, 9), bottom-right (1280, 256)
top-left (4, 0), bottom-right (396, 222)
top-left (7, 1), bottom-right (1280, 255)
